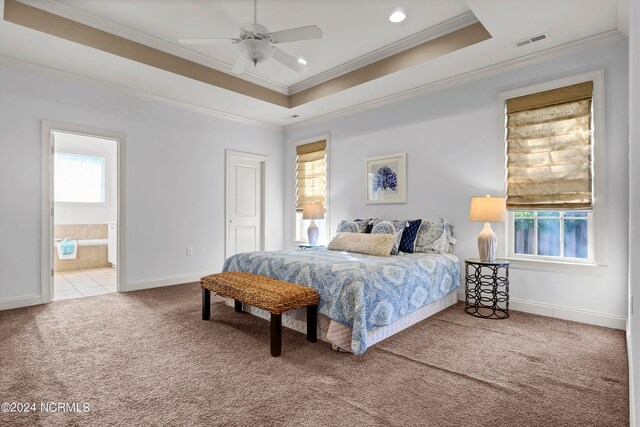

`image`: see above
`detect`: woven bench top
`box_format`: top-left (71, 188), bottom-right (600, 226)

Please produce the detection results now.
top-left (201, 271), bottom-right (319, 315)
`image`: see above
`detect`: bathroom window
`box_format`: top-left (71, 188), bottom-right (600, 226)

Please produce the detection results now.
top-left (54, 152), bottom-right (106, 204)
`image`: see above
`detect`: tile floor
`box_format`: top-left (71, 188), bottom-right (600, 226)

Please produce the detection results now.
top-left (54, 267), bottom-right (117, 300)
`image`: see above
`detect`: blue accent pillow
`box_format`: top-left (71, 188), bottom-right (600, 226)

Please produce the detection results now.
top-left (355, 218), bottom-right (375, 233)
top-left (337, 219), bottom-right (369, 234)
top-left (355, 218), bottom-right (377, 233)
top-left (336, 220), bottom-right (360, 233)
top-left (398, 219), bottom-right (422, 253)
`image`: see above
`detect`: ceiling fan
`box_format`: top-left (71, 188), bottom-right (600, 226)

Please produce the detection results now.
top-left (178, 0), bottom-right (322, 74)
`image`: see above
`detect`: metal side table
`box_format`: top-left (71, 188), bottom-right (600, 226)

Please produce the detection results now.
top-left (464, 258), bottom-right (510, 319)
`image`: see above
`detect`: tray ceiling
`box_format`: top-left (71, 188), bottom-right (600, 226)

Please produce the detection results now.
top-left (0, 0), bottom-right (623, 126)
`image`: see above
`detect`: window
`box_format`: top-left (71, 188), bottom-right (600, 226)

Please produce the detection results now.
top-left (505, 80), bottom-right (597, 264)
top-left (54, 152), bottom-right (106, 203)
top-left (513, 211), bottom-right (592, 261)
top-left (294, 140), bottom-right (327, 243)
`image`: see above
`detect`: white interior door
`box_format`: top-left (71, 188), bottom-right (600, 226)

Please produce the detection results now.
top-left (226, 151), bottom-right (265, 257)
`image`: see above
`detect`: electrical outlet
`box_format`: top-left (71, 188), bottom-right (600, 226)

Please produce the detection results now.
top-left (186, 247), bottom-right (193, 256)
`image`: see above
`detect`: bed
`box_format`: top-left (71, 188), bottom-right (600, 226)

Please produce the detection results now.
top-left (222, 248), bottom-right (460, 355)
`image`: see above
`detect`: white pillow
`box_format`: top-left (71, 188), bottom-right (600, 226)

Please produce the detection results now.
top-left (328, 232), bottom-right (395, 257)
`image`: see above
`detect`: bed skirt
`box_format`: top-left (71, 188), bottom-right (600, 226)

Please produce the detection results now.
top-left (223, 289), bottom-right (458, 353)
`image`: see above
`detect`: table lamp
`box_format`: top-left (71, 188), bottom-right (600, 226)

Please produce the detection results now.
top-left (303, 203), bottom-right (324, 246)
top-left (469, 196), bottom-right (506, 262)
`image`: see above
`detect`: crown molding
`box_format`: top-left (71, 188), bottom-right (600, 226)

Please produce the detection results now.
top-left (16, 0), bottom-right (290, 95)
top-left (0, 54), bottom-right (283, 131)
top-left (285, 29), bottom-right (626, 131)
top-left (289, 11), bottom-right (479, 95)
top-left (617, 0), bottom-right (630, 36)
top-left (16, 0), bottom-right (479, 97)
top-left (0, 25), bottom-right (624, 133)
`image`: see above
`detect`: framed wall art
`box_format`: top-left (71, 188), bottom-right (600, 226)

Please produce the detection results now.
top-left (365, 153), bottom-right (406, 204)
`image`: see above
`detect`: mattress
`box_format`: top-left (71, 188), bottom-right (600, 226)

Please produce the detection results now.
top-left (223, 249), bottom-right (460, 354)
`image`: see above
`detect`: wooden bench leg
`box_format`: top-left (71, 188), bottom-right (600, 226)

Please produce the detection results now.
top-left (234, 300), bottom-right (243, 313)
top-left (307, 304), bottom-right (318, 343)
top-left (271, 314), bottom-right (282, 357)
top-left (202, 288), bottom-right (210, 320)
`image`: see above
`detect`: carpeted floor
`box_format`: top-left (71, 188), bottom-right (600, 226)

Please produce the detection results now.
top-left (0, 283), bottom-right (629, 426)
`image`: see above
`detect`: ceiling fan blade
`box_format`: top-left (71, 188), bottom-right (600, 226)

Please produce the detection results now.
top-left (230, 56), bottom-right (246, 74)
top-left (272, 47), bottom-right (307, 73)
top-left (217, 0), bottom-right (254, 33)
top-left (178, 38), bottom-right (240, 45)
top-left (268, 25), bottom-right (322, 44)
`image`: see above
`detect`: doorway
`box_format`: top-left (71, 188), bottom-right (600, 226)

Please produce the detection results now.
top-left (42, 122), bottom-right (126, 303)
top-left (225, 150), bottom-right (267, 258)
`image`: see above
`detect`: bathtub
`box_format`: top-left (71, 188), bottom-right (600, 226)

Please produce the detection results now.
top-left (54, 239), bottom-right (108, 247)
top-left (54, 238), bottom-right (112, 271)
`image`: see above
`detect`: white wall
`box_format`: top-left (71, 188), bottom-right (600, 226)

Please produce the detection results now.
top-left (628, 0), bottom-right (639, 424)
top-left (54, 132), bottom-right (118, 225)
top-left (0, 63), bottom-right (284, 302)
top-left (285, 39), bottom-right (629, 322)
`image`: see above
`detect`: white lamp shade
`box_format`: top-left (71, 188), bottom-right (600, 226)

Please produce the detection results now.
top-left (469, 196), bottom-right (506, 223)
top-left (302, 203), bottom-right (325, 220)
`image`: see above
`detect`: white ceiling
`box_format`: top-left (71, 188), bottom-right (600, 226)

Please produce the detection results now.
top-left (0, 0), bottom-right (624, 127)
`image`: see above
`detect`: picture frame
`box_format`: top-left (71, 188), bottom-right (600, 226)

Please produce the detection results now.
top-left (365, 153), bottom-right (406, 204)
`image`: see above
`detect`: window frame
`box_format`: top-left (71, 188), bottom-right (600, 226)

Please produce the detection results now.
top-left (53, 149), bottom-right (109, 206)
top-left (497, 70), bottom-right (607, 273)
top-left (507, 210), bottom-right (594, 264)
top-left (292, 135), bottom-right (330, 245)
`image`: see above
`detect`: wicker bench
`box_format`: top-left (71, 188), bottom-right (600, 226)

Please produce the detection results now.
top-left (200, 271), bottom-right (319, 357)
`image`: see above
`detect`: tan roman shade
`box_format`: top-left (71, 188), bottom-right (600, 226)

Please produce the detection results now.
top-left (506, 81), bottom-right (593, 210)
top-left (296, 140), bottom-right (326, 211)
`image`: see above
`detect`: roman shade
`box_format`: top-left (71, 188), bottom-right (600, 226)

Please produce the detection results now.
top-left (506, 81), bottom-right (593, 210)
top-left (296, 140), bottom-right (326, 211)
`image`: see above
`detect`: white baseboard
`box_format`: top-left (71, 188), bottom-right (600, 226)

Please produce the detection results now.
top-left (0, 295), bottom-right (43, 311)
top-left (126, 271), bottom-right (214, 292)
top-left (0, 272), bottom-right (212, 311)
top-left (456, 291), bottom-right (626, 330)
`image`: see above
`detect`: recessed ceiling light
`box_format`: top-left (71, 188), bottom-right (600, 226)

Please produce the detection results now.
top-left (297, 57), bottom-right (308, 65)
top-left (389, 9), bottom-right (406, 23)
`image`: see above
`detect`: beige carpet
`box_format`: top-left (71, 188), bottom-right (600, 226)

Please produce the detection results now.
top-left (0, 283), bottom-right (628, 426)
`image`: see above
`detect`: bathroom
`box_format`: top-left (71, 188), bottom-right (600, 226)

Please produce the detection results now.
top-left (53, 131), bottom-right (118, 300)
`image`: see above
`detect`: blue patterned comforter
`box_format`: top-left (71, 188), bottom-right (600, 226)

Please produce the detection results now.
top-left (223, 249), bottom-right (460, 355)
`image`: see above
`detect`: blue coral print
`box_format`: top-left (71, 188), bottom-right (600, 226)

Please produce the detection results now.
top-left (373, 166), bottom-right (398, 192)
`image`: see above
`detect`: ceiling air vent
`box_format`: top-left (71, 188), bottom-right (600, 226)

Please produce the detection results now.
top-left (514, 32), bottom-right (549, 48)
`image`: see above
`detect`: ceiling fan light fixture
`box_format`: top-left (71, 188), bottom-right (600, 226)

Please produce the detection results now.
top-left (389, 9), bottom-right (406, 23)
top-left (238, 38), bottom-right (274, 66)
top-left (179, 0), bottom-right (322, 73)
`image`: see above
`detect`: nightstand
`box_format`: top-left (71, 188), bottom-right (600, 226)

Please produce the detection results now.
top-left (464, 258), bottom-right (510, 319)
top-left (298, 244), bottom-right (325, 250)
